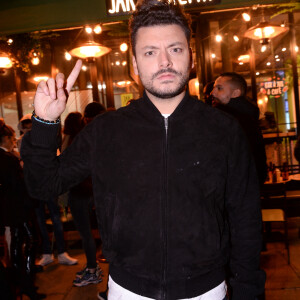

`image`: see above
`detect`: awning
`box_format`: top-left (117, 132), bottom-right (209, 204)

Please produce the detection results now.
top-left (0, 0), bottom-right (293, 35)
top-left (0, 0), bottom-right (121, 35)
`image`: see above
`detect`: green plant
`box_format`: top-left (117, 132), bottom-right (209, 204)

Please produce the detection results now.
top-left (0, 32), bottom-right (43, 73)
top-left (271, 1), bottom-right (300, 18)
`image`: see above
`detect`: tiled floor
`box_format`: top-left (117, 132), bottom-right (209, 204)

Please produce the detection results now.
top-left (262, 223), bottom-right (300, 300)
top-left (22, 221), bottom-right (300, 300)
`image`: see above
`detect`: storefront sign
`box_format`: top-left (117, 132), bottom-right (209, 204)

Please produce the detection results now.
top-left (107, 0), bottom-right (221, 15)
top-left (121, 93), bottom-right (134, 106)
top-left (260, 78), bottom-right (288, 98)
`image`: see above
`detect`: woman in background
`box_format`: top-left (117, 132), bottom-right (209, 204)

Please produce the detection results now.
top-left (0, 120), bottom-right (45, 299)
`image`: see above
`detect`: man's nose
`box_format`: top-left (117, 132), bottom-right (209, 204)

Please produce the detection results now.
top-left (159, 50), bottom-right (172, 68)
top-left (211, 88), bottom-right (216, 97)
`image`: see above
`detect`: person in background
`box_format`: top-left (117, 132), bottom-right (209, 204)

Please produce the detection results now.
top-left (0, 121), bottom-right (45, 299)
top-left (31, 117), bottom-right (78, 267)
top-left (212, 72), bottom-right (267, 187)
top-left (294, 136), bottom-right (300, 164)
top-left (17, 114), bottom-right (33, 152)
top-left (61, 111), bottom-right (103, 287)
top-left (83, 102), bottom-right (106, 125)
top-left (21, 1), bottom-right (265, 299)
top-left (203, 81), bottom-right (215, 106)
top-left (61, 112), bottom-right (84, 152)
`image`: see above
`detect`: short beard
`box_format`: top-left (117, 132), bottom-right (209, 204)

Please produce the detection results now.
top-left (141, 67), bottom-right (189, 99)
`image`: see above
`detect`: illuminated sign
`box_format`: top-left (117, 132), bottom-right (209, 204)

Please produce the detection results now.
top-left (108, 0), bottom-right (135, 14)
top-left (106, 0), bottom-right (221, 15)
top-left (121, 93), bottom-right (134, 106)
top-left (260, 76), bottom-right (288, 98)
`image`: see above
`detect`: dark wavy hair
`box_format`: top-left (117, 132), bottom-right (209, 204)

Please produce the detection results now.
top-left (63, 112), bottom-right (83, 137)
top-left (129, 0), bottom-right (192, 57)
top-left (0, 120), bottom-right (15, 144)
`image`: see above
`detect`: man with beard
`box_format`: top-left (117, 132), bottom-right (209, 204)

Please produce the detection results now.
top-left (211, 72), bottom-right (267, 187)
top-left (21, 1), bottom-right (265, 299)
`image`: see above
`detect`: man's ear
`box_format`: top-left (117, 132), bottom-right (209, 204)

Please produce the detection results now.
top-left (189, 47), bottom-right (194, 69)
top-left (232, 88), bottom-right (242, 98)
top-left (132, 56), bottom-right (139, 76)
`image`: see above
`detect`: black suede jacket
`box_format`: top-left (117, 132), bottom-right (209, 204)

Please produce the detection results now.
top-left (215, 96), bottom-right (267, 186)
top-left (21, 92), bottom-right (265, 300)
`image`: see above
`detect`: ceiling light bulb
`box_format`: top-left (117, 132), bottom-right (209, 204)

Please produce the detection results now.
top-left (7, 39), bottom-right (13, 44)
top-left (85, 26), bottom-right (92, 34)
top-left (242, 13), bottom-right (251, 22)
top-left (256, 72), bottom-right (260, 76)
top-left (82, 65), bottom-right (87, 71)
top-left (65, 52), bottom-right (72, 61)
top-left (261, 45), bottom-right (267, 52)
top-left (31, 57), bottom-right (40, 65)
top-left (233, 35), bottom-right (239, 42)
top-left (295, 46), bottom-right (299, 52)
top-left (216, 35), bottom-right (222, 42)
top-left (266, 62), bottom-right (271, 66)
top-left (120, 43), bottom-right (128, 52)
top-left (211, 53), bottom-right (216, 58)
top-left (282, 47), bottom-right (286, 52)
top-left (94, 25), bottom-right (102, 34)
top-left (0, 56), bottom-right (12, 68)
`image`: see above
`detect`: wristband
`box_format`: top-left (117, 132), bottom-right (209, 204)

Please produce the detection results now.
top-left (32, 110), bottom-right (60, 125)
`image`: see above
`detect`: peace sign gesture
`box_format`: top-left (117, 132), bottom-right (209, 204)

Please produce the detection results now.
top-left (33, 60), bottom-right (82, 121)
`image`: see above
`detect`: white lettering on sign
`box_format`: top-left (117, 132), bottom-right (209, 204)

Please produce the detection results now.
top-left (260, 79), bottom-right (288, 97)
top-left (277, 81), bottom-right (284, 88)
top-left (108, 0), bottom-right (215, 14)
top-left (265, 82), bottom-right (273, 89)
top-left (108, 0), bottom-right (136, 14)
top-left (271, 88), bottom-right (282, 95)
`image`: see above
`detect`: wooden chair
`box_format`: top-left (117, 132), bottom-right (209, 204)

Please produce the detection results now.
top-left (260, 183), bottom-right (290, 264)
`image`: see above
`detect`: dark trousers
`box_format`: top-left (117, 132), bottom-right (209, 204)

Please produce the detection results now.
top-left (69, 193), bottom-right (97, 269)
top-left (35, 200), bottom-right (65, 254)
top-left (9, 221), bottom-right (38, 297)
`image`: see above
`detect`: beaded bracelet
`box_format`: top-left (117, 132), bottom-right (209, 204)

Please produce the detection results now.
top-left (32, 110), bottom-right (60, 125)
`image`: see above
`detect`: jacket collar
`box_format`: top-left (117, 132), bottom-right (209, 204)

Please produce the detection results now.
top-left (0, 146), bottom-right (8, 152)
top-left (134, 90), bottom-right (199, 123)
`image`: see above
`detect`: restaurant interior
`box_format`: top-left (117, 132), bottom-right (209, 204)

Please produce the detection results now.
top-left (0, 0), bottom-right (300, 299)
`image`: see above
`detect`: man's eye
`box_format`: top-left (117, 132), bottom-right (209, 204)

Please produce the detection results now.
top-left (145, 51), bottom-right (154, 56)
top-left (172, 48), bottom-right (182, 53)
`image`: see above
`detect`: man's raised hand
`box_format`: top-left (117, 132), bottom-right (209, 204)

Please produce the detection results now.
top-left (33, 60), bottom-right (82, 121)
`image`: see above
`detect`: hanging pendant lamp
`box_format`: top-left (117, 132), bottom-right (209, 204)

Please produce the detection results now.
top-left (244, 21), bottom-right (288, 40)
top-left (0, 52), bottom-right (13, 68)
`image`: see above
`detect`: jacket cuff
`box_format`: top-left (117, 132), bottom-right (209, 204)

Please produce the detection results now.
top-left (231, 286), bottom-right (255, 300)
top-left (30, 117), bottom-right (60, 147)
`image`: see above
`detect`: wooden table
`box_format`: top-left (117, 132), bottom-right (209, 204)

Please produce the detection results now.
top-left (263, 175), bottom-right (300, 217)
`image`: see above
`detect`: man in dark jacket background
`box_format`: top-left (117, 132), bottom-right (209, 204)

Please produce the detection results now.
top-left (212, 72), bottom-right (267, 187)
top-left (21, 1), bottom-right (265, 299)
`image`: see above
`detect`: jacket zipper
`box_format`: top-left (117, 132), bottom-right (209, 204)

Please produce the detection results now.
top-left (162, 117), bottom-right (169, 300)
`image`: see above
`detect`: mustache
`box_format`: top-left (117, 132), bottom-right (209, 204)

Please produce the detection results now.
top-left (152, 68), bottom-right (181, 80)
